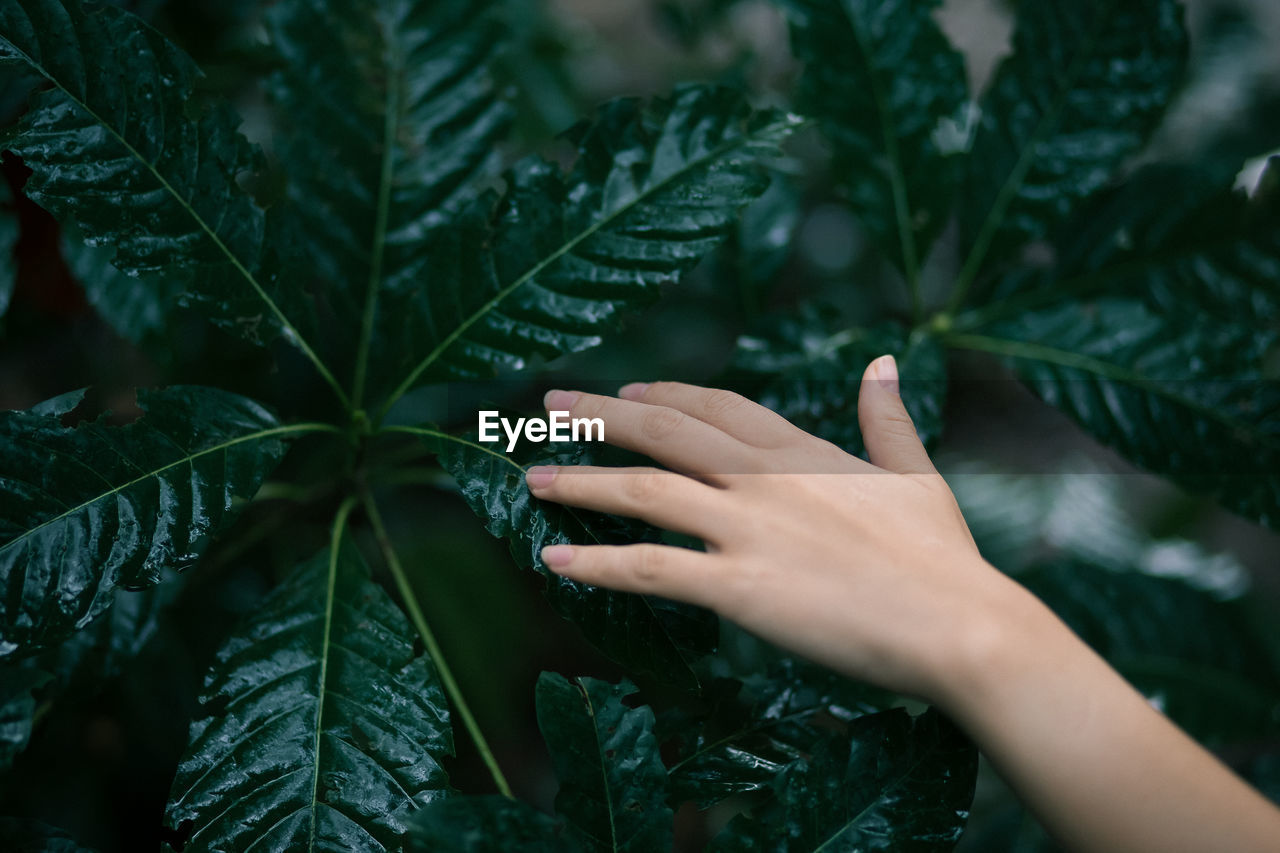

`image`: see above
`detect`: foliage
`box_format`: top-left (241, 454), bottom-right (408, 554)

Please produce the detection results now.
top-left (0, 0), bottom-right (1277, 851)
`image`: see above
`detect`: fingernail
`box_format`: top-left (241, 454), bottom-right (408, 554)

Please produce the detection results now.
top-left (526, 465), bottom-right (557, 490)
top-left (875, 355), bottom-right (899, 395)
top-left (544, 389), bottom-right (579, 410)
top-left (618, 382), bottom-right (649, 400)
top-left (542, 544), bottom-right (574, 569)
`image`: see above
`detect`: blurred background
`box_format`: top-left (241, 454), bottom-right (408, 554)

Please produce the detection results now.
top-left (1, 1), bottom-right (1278, 850)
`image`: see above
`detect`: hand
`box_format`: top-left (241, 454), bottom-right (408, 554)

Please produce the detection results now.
top-left (525, 355), bottom-right (1033, 704)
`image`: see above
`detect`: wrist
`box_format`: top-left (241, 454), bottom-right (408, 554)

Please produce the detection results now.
top-left (929, 570), bottom-right (1075, 720)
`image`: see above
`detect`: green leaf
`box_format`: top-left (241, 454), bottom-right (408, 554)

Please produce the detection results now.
top-left (0, 817), bottom-right (95, 852)
top-left (165, 534), bottom-right (453, 852)
top-left (958, 0), bottom-right (1188, 289)
top-left (0, 664), bottom-right (49, 768)
top-left (0, 386), bottom-right (313, 658)
top-left (970, 163), bottom-right (1280, 323)
top-left (782, 0), bottom-right (968, 281)
top-left (38, 573), bottom-right (182, 688)
top-left (1020, 560), bottom-right (1280, 743)
top-left (710, 708), bottom-right (977, 852)
top-left (0, 0), bottom-right (338, 390)
top-left (418, 431), bottom-right (717, 691)
top-left (729, 304), bottom-right (948, 455)
top-left (378, 85), bottom-right (801, 411)
top-left (947, 298), bottom-right (1280, 528)
top-left (0, 64), bottom-right (42, 128)
top-left (536, 673), bottom-right (672, 853)
top-left (664, 659), bottom-right (886, 810)
top-left (264, 0), bottom-right (512, 407)
top-left (63, 231), bottom-right (185, 346)
top-left (407, 796), bottom-right (582, 853)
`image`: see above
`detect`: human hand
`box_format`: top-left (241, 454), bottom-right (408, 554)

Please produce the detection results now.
top-left (525, 355), bottom-right (1037, 705)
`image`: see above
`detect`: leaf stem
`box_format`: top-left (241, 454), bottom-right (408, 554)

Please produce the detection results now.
top-left (311, 495), bottom-right (359, 847)
top-left (359, 489), bottom-right (515, 799)
top-left (843, 5), bottom-right (922, 320)
top-left (374, 114), bottom-right (803, 422)
top-left (0, 422), bottom-right (343, 560)
top-left (5, 46), bottom-right (352, 411)
top-left (350, 35), bottom-right (402, 412)
top-left (943, 20), bottom-right (1104, 316)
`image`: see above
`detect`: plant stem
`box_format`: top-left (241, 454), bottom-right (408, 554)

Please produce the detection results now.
top-left (359, 489), bottom-right (514, 799)
top-left (350, 34), bottom-right (402, 412)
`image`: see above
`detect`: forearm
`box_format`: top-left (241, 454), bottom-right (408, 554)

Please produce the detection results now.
top-left (938, 577), bottom-right (1280, 853)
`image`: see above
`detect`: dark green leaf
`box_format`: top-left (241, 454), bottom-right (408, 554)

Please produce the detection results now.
top-left (38, 573), bottom-right (182, 689)
top-left (1020, 560), bottom-right (1280, 743)
top-left (0, 65), bottom-right (42, 128)
top-left (0, 386), bottom-right (306, 658)
top-left (0, 817), bottom-right (95, 852)
top-left (710, 708), bottom-right (977, 852)
top-left (407, 796), bottom-right (581, 853)
top-left (63, 232), bottom-right (184, 346)
top-left (0, 664), bottom-right (49, 768)
top-left (729, 304), bottom-right (948, 455)
top-left (783, 0), bottom-right (967, 277)
top-left (378, 85), bottom-right (801, 407)
top-left (0, 0), bottom-right (323, 358)
top-left (972, 163), bottom-right (1280, 323)
top-left (536, 673), bottom-right (671, 853)
top-left (959, 0), bottom-right (1188, 284)
top-left (664, 658), bottom-right (885, 809)
top-left (165, 535), bottom-right (453, 852)
top-left (947, 298), bottom-right (1280, 528)
top-left (265, 0), bottom-right (512, 406)
top-left (423, 433), bottom-right (717, 691)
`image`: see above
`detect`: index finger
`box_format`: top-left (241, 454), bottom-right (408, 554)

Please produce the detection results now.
top-left (618, 381), bottom-right (804, 449)
top-left (544, 389), bottom-right (759, 480)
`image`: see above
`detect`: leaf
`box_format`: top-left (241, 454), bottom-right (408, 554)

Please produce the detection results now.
top-left (264, 0), bottom-right (512, 406)
top-left (1019, 560), bottom-right (1280, 743)
top-left (0, 64), bottom-right (42, 128)
top-left (63, 231), bottom-right (185, 346)
top-left (536, 673), bottom-right (672, 853)
top-left (0, 386), bottom-right (310, 658)
top-left (165, 534), bottom-right (453, 852)
top-left (0, 0), bottom-right (328, 370)
top-left (377, 85), bottom-right (801, 408)
top-left (0, 817), bottom-right (95, 852)
top-left (0, 664), bottom-right (49, 768)
top-left (729, 304), bottom-right (948, 455)
top-left (959, 0), bottom-right (1188, 284)
top-left (421, 432), bottom-right (718, 691)
top-left (709, 708), bottom-right (978, 852)
top-left (947, 298), bottom-right (1280, 528)
top-left (407, 796), bottom-right (582, 853)
top-left (38, 572), bottom-right (182, 688)
top-left (782, 0), bottom-right (968, 278)
top-left (664, 658), bottom-right (886, 810)
top-left (974, 163), bottom-right (1280, 323)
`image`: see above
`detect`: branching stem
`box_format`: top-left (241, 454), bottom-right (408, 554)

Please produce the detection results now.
top-left (359, 489), bottom-right (514, 799)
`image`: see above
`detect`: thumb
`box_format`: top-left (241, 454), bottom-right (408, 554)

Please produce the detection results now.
top-left (857, 354), bottom-right (936, 475)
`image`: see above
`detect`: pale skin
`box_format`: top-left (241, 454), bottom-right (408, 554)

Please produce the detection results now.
top-left (524, 355), bottom-right (1280, 853)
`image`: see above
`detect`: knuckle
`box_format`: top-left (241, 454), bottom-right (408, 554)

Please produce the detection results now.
top-left (631, 545), bottom-right (665, 585)
top-left (640, 406), bottom-right (685, 441)
top-left (624, 469), bottom-right (663, 504)
top-left (703, 389), bottom-right (746, 417)
top-left (883, 410), bottom-right (918, 433)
